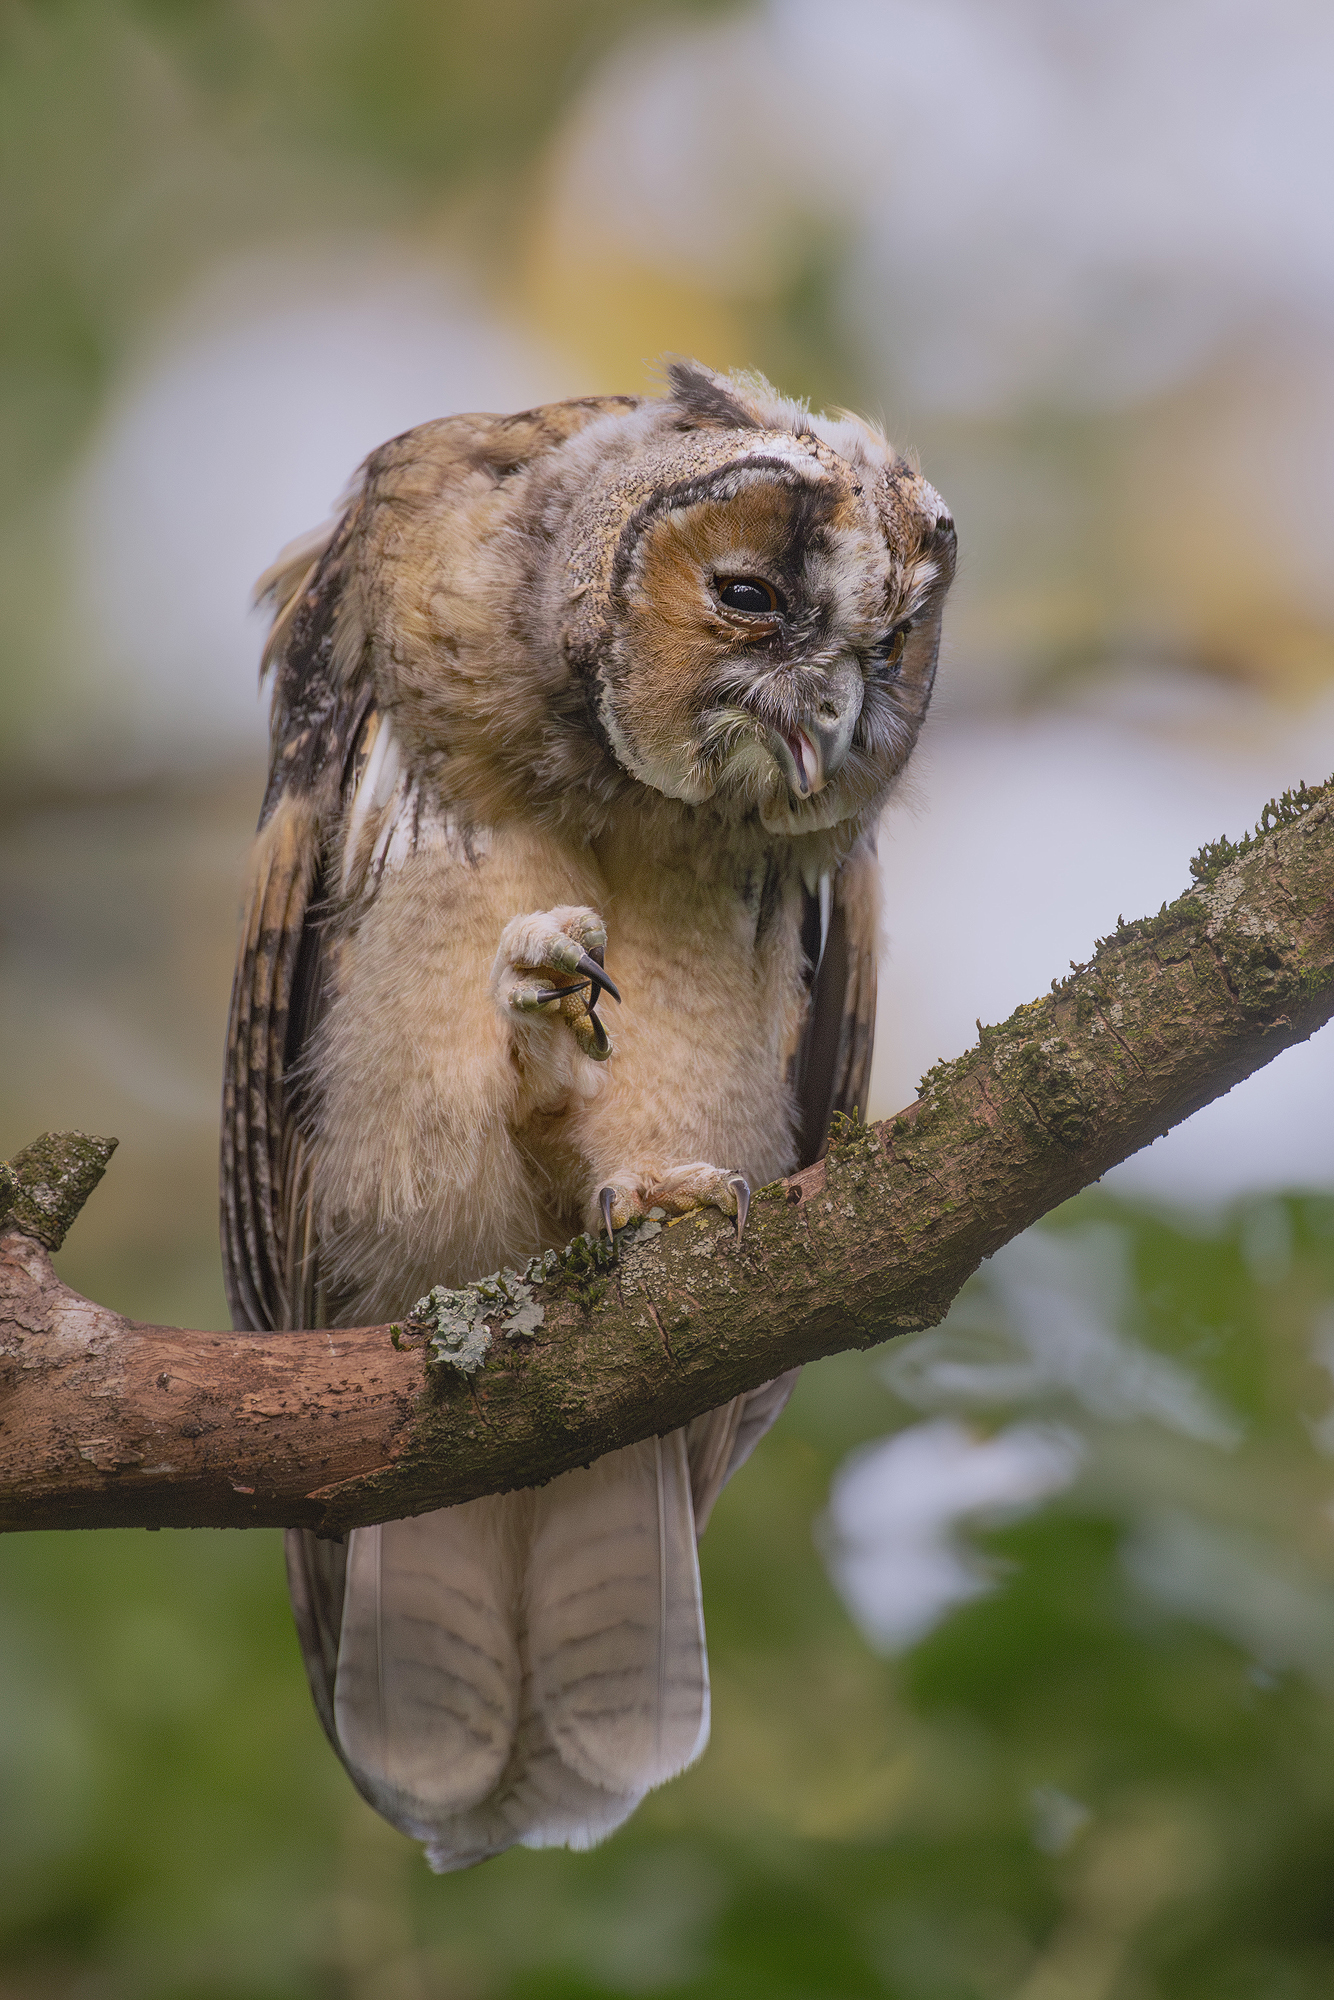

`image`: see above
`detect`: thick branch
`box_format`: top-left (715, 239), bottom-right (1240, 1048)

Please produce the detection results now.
top-left (3, 782), bottom-right (1333, 1534)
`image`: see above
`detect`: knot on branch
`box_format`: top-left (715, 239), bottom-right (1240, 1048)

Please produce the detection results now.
top-left (0, 1131), bottom-right (118, 1250)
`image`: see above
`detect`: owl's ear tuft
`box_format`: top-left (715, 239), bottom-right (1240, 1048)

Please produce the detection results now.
top-left (665, 361), bottom-right (762, 433)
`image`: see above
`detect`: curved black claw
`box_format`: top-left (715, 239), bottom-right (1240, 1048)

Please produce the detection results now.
top-left (599, 1185), bottom-right (616, 1241)
top-left (576, 952), bottom-right (621, 1006)
top-left (728, 1174), bottom-right (751, 1246)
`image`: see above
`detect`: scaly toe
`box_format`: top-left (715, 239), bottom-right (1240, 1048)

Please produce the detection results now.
top-left (509, 975), bottom-right (564, 1015)
top-left (644, 1162), bottom-right (751, 1235)
top-left (593, 1181), bottom-right (645, 1235)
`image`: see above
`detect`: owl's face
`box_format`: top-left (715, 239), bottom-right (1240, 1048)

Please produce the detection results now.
top-left (574, 383), bottom-right (955, 837)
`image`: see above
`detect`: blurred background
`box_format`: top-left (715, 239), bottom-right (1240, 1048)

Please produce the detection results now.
top-left (3, 1), bottom-right (1334, 1993)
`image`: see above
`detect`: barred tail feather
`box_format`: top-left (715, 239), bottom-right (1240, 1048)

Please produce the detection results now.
top-left (333, 1497), bottom-right (524, 1828)
top-left (526, 1432), bottom-right (710, 1798)
top-left (327, 1436), bottom-right (710, 1868)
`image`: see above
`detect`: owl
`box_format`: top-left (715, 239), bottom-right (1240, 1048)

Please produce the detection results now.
top-left (221, 361), bottom-right (954, 1870)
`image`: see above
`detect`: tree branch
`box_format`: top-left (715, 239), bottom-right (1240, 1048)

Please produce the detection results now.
top-left (4, 780), bottom-right (1333, 1535)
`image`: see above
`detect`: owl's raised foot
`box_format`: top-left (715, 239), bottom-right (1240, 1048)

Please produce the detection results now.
top-left (594, 1164), bottom-right (751, 1245)
top-left (492, 906), bottom-right (620, 1061)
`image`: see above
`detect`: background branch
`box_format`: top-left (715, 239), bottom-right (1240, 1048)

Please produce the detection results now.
top-left (3, 781), bottom-right (1332, 1536)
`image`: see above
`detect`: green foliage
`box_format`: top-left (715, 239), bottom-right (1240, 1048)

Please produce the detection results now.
top-left (7, 1187), bottom-right (1334, 1995)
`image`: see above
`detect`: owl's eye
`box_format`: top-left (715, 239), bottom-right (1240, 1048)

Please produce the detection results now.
top-left (716, 576), bottom-right (781, 616)
top-left (872, 622), bottom-right (912, 672)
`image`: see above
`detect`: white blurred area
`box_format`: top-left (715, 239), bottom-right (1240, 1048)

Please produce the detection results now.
top-left (553, 0), bottom-right (1334, 414)
top-left (822, 1418), bottom-right (1083, 1651)
top-left (871, 685), bottom-right (1334, 1205)
top-left (826, 1226), bottom-right (1334, 1670)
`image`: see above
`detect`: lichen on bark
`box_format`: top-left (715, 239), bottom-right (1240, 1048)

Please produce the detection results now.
top-left (0, 1131), bottom-right (117, 1250)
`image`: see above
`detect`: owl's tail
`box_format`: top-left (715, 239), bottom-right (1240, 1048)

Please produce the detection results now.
top-left (303, 1431), bottom-right (711, 1869)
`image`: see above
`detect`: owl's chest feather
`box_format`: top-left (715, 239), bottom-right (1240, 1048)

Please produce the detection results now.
top-left (308, 819), bottom-right (806, 1304)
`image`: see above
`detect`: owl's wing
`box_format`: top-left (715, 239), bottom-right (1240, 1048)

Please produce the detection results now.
top-left (223, 396), bottom-right (643, 1335)
top-left (791, 834), bottom-right (880, 1167)
top-left (688, 837), bottom-right (881, 1530)
top-left (220, 508), bottom-right (372, 1339)
top-left (221, 504), bottom-right (385, 1758)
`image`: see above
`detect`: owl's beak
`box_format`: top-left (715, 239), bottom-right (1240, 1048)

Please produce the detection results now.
top-left (768, 658), bottom-right (864, 798)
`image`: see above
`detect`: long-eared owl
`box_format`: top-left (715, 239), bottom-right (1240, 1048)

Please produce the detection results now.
top-left (222, 361), bottom-right (955, 1869)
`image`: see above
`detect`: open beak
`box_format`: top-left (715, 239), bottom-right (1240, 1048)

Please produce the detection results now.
top-left (767, 658), bottom-right (864, 799)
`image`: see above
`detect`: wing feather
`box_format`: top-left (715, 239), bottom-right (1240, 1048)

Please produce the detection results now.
top-left (790, 834), bottom-right (880, 1167)
top-left (221, 797), bottom-right (322, 1333)
top-left (221, 490), bottom-right (368, 1337)
top-left (221, 497), bottom-right (379, 1761)
top-left (691, 836), bottom-right (882, 1524)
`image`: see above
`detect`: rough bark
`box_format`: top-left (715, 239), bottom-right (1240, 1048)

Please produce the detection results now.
top-left (2, 780), bottom-right (1332, 1536)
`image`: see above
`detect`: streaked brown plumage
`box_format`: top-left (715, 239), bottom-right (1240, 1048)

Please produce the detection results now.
top-left (221, 362), bottom-right (954, 1869)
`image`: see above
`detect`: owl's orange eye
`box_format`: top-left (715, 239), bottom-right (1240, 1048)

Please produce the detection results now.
top-left (716, 576), bottom-right (781, 616)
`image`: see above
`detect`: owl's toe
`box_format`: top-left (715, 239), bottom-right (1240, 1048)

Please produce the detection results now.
top-left (595, 1181), bottom-right (647, 1237)
top-left (591, 1164), bottom-right (750, 1245)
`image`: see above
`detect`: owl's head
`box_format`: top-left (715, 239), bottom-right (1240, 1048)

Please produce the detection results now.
top-left (558, 364), bottom-right (955, 837)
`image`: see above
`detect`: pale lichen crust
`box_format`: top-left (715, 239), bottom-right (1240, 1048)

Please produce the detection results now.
top-left (405, 1254), bottom-right (556, 1373)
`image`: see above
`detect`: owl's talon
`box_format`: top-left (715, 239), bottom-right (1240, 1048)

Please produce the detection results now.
top-left (728, 1174), bottom-right (751, 1245)
top-left (574, 953), bottom-right (621, 1006)
top-left (492, 906), bottom-right (618, 1060)
top-left (594, 1180), bottom-right (645, 1233)
top-left (534, 982), bottom-right (589, 1005)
